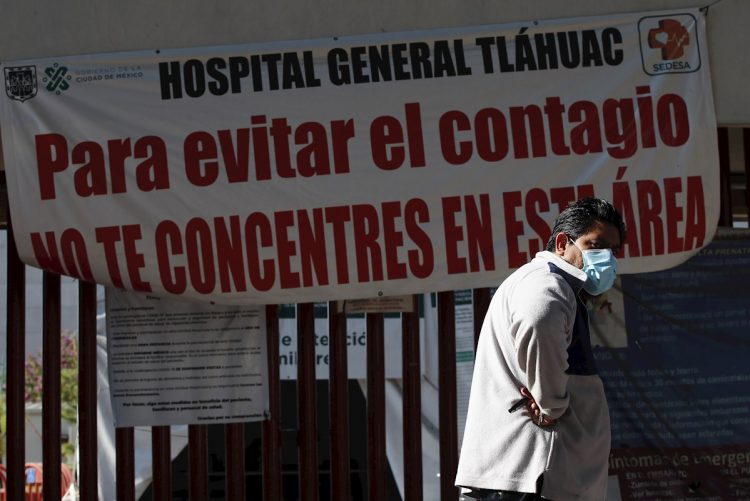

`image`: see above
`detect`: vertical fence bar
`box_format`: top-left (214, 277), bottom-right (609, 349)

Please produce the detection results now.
top-left (472, 288), bottom-right (491, 351)
top-left (743, 129), bottom-right (750, 224)
top-left (78, 280), bottom-right (98, 501)
top-left (402, 296), bottom-right (423, 501)
top-left (225, 423), bottom-right (245, 499)
top-left (151, 426), bottom-right (172, 501)
top-left (6, 216), bottom-right (25, 501)
top-left (328, 301), bottom-right (350, 500)
top-left (42, 272), bottom-right (62, 500)
top-left (188, 425), bottom-right (208, 501)
top-left (366, 312), bottom-right (386, 501)
top-left (718, 127), bottom-right (732, 226)
top-left (297, 303), bottom-right (319, 501)
top-left (438, 291), bottom-right (458, 501)
top-left (262, 304), bottom-right (282, 501)
top-left (116, 428), bottom-right (135, 501)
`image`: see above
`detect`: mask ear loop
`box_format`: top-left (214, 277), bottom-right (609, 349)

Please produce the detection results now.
top-left (566, 235), bottom-right (580, 251)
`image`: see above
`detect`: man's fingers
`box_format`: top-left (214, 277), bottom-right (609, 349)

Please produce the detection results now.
top-left (519, 386), bottom-right (555, 426)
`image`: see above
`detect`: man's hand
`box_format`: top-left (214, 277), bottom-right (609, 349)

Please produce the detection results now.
top-left (520, 387), bottom-right (557, 427)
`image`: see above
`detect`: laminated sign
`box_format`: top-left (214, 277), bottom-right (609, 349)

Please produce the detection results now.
top-left (0, 9), bottom-right (718, 304)
top-left (105, 288), bottom-right (269, 427)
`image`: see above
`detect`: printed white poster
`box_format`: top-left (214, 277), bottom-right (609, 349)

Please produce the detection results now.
top-left (106, 288), bottom-right (268, 426)
top-left (277, 305), bottom-right (403, 379)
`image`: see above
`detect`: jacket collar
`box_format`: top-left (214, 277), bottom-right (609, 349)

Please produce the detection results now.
top-left (534, 251), bottom-right (587, 291)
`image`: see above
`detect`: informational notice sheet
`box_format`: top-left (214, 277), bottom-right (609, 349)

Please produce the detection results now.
top-left (454, 289), bottom-right (477, 451)
top-left (336, 296), bottom-right (415, 314)
top-left (276, 303), bottom-right (404, 379)
top-left (106, 289), bottom-right (268, 427)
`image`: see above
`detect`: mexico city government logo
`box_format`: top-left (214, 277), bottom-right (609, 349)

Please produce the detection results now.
top-left (639, 13), bottom-right (701, 75)
top-left (4, 65), bottom-right (38, 102)
top-left (43, 63), bottom-right (72, 95)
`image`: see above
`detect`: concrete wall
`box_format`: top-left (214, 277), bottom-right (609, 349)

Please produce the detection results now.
top-left (0, 0), bottom-right (748, 125)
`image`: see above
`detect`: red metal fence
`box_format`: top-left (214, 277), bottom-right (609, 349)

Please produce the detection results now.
top-left (2, 126), bottom-right (748, 500)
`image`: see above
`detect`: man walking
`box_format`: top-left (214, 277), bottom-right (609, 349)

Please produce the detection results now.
top-left (456, 197), bottom-right (625, 500)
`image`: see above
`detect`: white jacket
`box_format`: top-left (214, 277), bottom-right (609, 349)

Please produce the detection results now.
top-left (455, 251), bottom-right (610, 501)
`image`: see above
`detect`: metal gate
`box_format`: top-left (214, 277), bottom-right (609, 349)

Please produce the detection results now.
top-left (2, 126), bottom-right (748, 500)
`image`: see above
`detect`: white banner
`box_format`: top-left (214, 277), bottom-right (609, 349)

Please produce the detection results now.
top-left (0, 9), bottom-right (718, 304)
top-left (105, 289), bottom-right (268, 426)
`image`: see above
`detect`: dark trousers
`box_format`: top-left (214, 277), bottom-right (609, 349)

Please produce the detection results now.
top-left (464, 475), bottom-right (547, 500)
top-left (464, 489), bottom-right (545, 500)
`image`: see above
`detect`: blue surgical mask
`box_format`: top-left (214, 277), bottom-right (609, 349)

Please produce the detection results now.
top-left (571, 241), bottom-right (617, 295)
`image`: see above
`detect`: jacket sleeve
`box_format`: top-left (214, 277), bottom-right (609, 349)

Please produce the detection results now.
top-left (508, 272), bottom-right (576, 420)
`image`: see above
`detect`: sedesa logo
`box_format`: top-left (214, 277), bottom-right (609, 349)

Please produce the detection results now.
top-left (638, 14), bottom-right (701, 75)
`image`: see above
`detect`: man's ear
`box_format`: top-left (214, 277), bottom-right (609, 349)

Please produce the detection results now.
top-left (554, 232), bottom-right (569, 256)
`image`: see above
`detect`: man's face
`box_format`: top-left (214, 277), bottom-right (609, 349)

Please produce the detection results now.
top-left (561, 220), bottom-right (622, 269)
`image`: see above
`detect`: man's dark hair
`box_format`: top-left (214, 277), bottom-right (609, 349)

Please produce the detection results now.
top-left (544, 197), bottom-right (626, 251)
